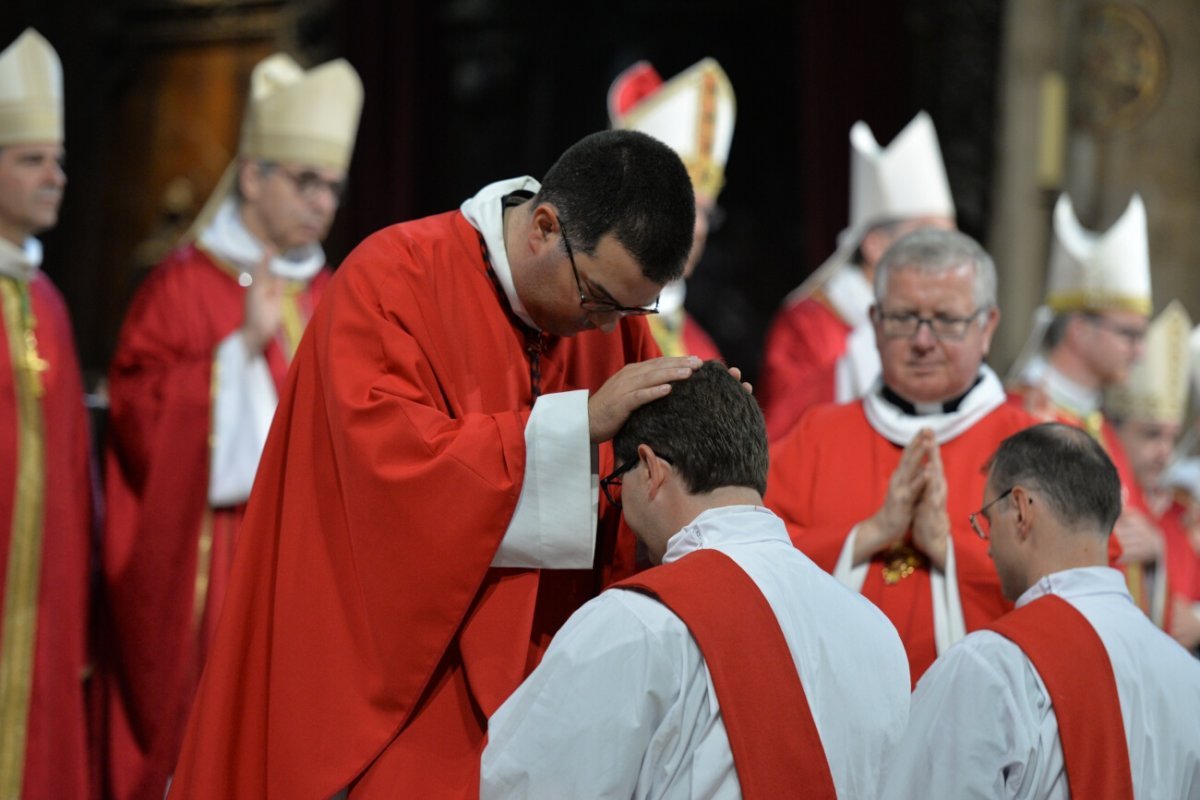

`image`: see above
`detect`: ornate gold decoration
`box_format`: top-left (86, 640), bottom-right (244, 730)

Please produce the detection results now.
top-left (881, 542), bottom-right (927, 585)
top-left (1077, 3), bottom-right (1169, 135)
top-left (0, 278), bottom-right (47, 797)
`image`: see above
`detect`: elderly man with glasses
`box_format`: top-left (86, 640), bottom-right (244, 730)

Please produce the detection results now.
top-left (882, 423), bottom-right (1200, 799)
top-left (766, 228), bottom-right (1038, 684)
top-left (168, 129), bottom-right (707, 798)
top-left (484, 362), bottom-right (910, 799)
top-left (100, 53), bottom-right (364, 800)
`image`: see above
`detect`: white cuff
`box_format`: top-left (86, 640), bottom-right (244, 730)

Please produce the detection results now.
top-left (208, 331), bottom-right (277, 506)
top-left (491, 390), bottom-right (595, 569)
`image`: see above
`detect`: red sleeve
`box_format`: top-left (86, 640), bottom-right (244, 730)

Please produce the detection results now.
top-left (764, 405), bottom-right (863, 571)
top-left (759, 298), bottom-right (850, 441)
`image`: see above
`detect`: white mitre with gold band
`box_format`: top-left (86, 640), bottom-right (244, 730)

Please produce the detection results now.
top-left (186, 53), bottom-right (364, 241)
top-left (0, 28), bottom-right (62, 147)
top-left (608, 58), bottom-right (735, 202)
top-left (1046, 193), bottom-right (1151, 315)
top-left (1106, 300), bottom-right (1192, 425)
top-left (787, 111), bottom-right (954, 302)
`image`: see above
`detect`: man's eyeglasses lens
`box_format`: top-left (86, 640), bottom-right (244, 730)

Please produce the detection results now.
top-left (278, 167), bottom-right (347, 201)
top-left (879, 309), bottom-right (983, 340)
top-left (560, 220), bottom-right (658, 317)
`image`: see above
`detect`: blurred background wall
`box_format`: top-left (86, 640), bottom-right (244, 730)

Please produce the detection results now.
top-left (0, 0), bottom-right (1194, 389)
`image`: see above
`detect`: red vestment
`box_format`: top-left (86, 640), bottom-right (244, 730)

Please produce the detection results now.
top-left (0, 273), bottom-right (92, 799)
top-left (759, 295), bottom-right (851, 441)
top-left (765, 400), bottom-right (1035, 682)
top-left (169, 211), bottom-right (654, 798)
top-left (102, 245), bottom-right (328, 798)
top-left (1161, 501), bottom-right (1199, 607)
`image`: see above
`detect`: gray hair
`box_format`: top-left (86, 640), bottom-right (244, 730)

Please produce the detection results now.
top-left (874, 228), bottom-right (997, 311)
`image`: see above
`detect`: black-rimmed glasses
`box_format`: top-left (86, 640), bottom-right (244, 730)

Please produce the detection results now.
top-left (876, 308), bottom-right (987, 340)
top-left (968, 487), bottom-right (1014, 540)
top-left (560, 220), bottom-right (659, 317)
top-left (600, 453), bottom-right (674, 510)
top-left (272, 165), bottom-right (347, 202)
top-left (1083, 313), bottom-right (1147, 346)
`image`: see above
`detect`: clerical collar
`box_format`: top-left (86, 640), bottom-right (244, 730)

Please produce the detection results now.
top-left (461, 176), bottom-right (542, 331)
top-left (880, 376), bottom-right (982, 416)
top-left (0, 236), bottom-right (43, 282)
top-left (863, 365), bottom-right (1007, 446)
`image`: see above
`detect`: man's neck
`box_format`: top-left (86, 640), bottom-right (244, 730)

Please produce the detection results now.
top-left (1046, 344), bottom-right (1104, 392)
top-left (236, 204), bottom-right (273, 252)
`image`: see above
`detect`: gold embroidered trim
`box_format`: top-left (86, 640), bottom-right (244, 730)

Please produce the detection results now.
top-left (0, 278), bottom-right (47, 797)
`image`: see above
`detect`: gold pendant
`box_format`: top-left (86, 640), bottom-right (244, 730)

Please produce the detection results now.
top-left (881, 543), bottom-right (926, 584)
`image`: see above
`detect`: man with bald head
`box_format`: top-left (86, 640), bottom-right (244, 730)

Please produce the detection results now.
top-left (767, 228), bottom-right (1037, 682)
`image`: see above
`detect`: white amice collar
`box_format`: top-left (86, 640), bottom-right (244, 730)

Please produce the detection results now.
top-left (863, 364), bottom-right (1007, 446)
top-left (0, 237), bottom-right (43, 282)
top-left (1016, 566), bottom-right (1132, 608)
top-left (660, 505), bottom-right (785, 564)
top-left (1037, 358), bottom-right (1102, 417)
top-left (823, 263), bottom-right (874, 327)
top-left (461, 176), bottom-right (542, 331)
top-left (198, 198), bottom-right (326, 283)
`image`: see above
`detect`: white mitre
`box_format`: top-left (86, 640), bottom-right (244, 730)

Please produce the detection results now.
top-left (787, 111), bottom-right (954, 302)
top-left (0, 28), bottom-right (62, 147)
top-left (1045, 193), bottom-right (1151, 316)
top-left (186, 53), bottom-right (364, 241)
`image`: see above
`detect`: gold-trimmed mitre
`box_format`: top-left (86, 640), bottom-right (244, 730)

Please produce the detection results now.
top-left (608, 58), bottom-right (735, 201)
top-left (0, 28), bottom-right (63, 147)
top-left (1046, 193), bottom-right (1152, 316)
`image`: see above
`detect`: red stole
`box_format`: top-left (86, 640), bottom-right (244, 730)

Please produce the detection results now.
top-left (986, 594), bottom-right (1133, 800)
top-left (615, 549), bottom-right (837, 799)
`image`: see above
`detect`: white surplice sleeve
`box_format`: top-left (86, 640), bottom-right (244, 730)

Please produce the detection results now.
top-left (880, 632), bottom-right (1067, 800)
top-left (208, 330), bottom-right (278, 506)
top-left (481, 591), bottom-right (690, 800)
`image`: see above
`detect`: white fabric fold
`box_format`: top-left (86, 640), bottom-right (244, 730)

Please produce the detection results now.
top-left (198, 198), bottom-right (326, 282)
top-left (931, 537), bottom-right (966, 654)
top-left (0, 236), bottom-right (42, 281)
top-left (460, 176), bottom-right (542, 331)
top-left (208, 331), bottom-right (278, 506)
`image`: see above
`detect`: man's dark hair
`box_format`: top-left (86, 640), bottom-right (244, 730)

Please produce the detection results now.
top-left (613, 361), bottom-right (768, 495)
top-left (535, 130), bottom-right (695, 285)
top-left (988, 422), bottom-right (1122, 535)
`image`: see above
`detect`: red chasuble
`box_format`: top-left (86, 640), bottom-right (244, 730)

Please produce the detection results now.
top-left (759, 294), bottom-right (851, 442)
top-left (986, 595), bottom-right (1134, 799)
top-left (168, 211), bottom-right (655, 799)
top-left (102, 245), bottom-right (328, 798)
top-left (0, 273), bottom-right (92, 799)
top-left (1162, 501), bottom-right (1200, 603)
top-left (615, 549), bottom-right (837, 799)
top-left (765, 400), bottom-right (1035, 682)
